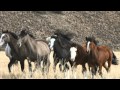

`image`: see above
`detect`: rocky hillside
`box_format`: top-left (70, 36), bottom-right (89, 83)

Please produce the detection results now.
top-left (0, 11), bottom-right (120, 50)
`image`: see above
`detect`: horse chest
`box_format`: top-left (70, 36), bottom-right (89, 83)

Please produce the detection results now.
top-left (55, 48), bottom-right (70, 58)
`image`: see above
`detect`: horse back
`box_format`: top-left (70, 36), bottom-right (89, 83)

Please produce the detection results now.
top-left (72, 43), bottom-right (88, 64)
top-left (36, 40), bottom-right (50, 55)
top-left (97, 45), bottom-right (113, 60)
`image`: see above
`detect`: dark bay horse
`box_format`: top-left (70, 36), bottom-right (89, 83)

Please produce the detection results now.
top-left (0, 30), bottom-right (30, 73)
top-left (86, 37), bottom-right (113, 78)
top-left (17, 30), bottom-right (50, 75)
top-left (69, 42), bottom-right (88, 79)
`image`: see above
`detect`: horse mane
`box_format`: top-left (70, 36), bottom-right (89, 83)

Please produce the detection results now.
top-left (54, 29), bottom-right (75, 41)
top-left (86, 36), bottom-right (99, 45)
top-left (20, 29), bottom-right (35, 39)
top-left (2, 30), bottom-right (18, 39)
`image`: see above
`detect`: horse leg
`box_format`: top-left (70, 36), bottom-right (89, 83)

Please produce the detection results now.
top-left (64, 62), bottom-right (70, 79)
top-left (45, 56), bottom-right (50, 79)
top-left (103, 62), bottom-right (109, 73)
top-left (107, 58), bottom-right (112, 72)
top-left (28, 59), bottom-right (32, 72)
top-left (73, 66), bottom-right (77, 79)
top-left (33, 61), bottom-right (38, 72)
top-left (53, 58), bottom-right (59, 78)
top-left (98, 64), bottom-right (103, 78)
top-left (20, 60), bottom-right (25, 72)
top-left (27, 59), bottom-right (33, 77)
top-left (71, 62), bottom-right (77, 79)
top-left (59, 59), bottom-right (64, 72)
top-left (88, 65), bottom-right (91, 72)
top-left (8, 58), bottom-right (16, 73)
top-left (53, 59), bottom-right (59, 72)
top-left (91, 66), bottom-right (96, 79)
top-left (82, 64), bottom-right (87, 79)
top-left (46, 55), bottom-right (50, 73)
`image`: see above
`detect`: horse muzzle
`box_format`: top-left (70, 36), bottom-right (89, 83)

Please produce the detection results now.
top-left (0, 40), bottom-right (5, 47)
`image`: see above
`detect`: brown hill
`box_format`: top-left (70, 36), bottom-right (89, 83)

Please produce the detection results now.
top-left (0, 11), bottom-right (120, 50)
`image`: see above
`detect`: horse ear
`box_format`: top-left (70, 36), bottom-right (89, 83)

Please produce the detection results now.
top-left (6, 30), bottom-right (8, 32)
top-left (86, 37), bottom-right (88, 41)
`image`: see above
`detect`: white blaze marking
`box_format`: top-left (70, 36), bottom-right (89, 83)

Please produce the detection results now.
top-left (49, 38), bottom-right (56, 50)
top-left (70, 47), bottom-right (77, 61)
top-left (0, 34), bottom-right (5, 46)
top-left (87, 41), bottom-right (91, 53)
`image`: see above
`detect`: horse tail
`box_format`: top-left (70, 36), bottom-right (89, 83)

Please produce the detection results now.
top-left (112, 51), bottom-right (119, 65)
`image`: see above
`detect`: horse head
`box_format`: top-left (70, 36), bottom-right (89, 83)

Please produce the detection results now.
top-left (46, 35), bottom-right (58, 51)
top-left (0, 30), bottom-right (16, 46)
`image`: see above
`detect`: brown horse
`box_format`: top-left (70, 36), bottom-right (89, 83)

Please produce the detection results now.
top-left (70, 42), bottom-right (88, 79)
top-left (86, 37), bottom-right (113, 78)
top-left (85, 36), bottom-right (118, 74)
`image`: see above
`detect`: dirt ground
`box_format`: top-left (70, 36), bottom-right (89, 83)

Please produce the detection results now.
top-left (0, 51), bottom-right (120, 79)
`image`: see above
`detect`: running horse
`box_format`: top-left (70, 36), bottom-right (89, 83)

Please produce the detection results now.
top-left (0, 30), bottom-right (31, 73)
top-left (17, 30), bottom-right (50, 76)
top-left (86, 36), bottom-right (118, 73)
top-left (86, 36), bottom-right (113, 78)
top-left (46, 31), bottom-right (74, 72)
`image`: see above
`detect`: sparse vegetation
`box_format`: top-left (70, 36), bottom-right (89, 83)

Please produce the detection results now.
top-left (0, 51), bottom-right (119, 79)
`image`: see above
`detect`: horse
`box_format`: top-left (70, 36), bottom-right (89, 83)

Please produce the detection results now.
top-left (85, 36), bottom-right (119, 73)
top-left (86, 36), bottom-right (113, 79)
top-left (46, 30), bottom-right (76, 78)
top-left (0, 30), bottom-right (31, 73)
top-left (69, 42), bottom-right (89, 79)
top-left (86, 36), bottom-right (118, 65)
top-left (17, 30), bottom-right (50, 76)
top-left (47, 34), bottom-right (72, 71)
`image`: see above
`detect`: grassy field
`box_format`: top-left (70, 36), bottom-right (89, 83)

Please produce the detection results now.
top-left (0, 51), bottom-right (120, 79)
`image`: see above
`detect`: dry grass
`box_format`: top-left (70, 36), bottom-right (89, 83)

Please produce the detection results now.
top-left (0, 51), bottom-right (120, 79)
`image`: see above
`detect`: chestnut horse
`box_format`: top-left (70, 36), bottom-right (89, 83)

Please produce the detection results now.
top-left (86, 37), bottom-right (113, 78)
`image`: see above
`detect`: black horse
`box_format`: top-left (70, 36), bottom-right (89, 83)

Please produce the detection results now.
top-left (46, 30), bottom-right (74, 73)
top-left (0, 30), bottom-right (31, 73)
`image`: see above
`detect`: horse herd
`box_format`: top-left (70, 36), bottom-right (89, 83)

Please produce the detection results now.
top-left (0, 29), bottom-right (119, 79)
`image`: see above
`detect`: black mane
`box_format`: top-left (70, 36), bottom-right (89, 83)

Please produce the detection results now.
top-left (54, 29), bottom-right (75, 41)
top-left (86, 36), bottom-right (99, 45)
top-left (2, 30), bottom-right (18, 39)
top-left (20, 29), bottom-right (35, 39)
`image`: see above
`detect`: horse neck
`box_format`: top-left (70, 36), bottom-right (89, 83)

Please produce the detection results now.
top-left (77, 44), bottom-right (86, 58)
top-left (58, 37), bottom-right (71, 48)
top-left (90, 43), bottom-right (99, 59)
top-left (24, 36), bottom-right (37, 54)
top-left (7, 36), bottom-right (19, 55)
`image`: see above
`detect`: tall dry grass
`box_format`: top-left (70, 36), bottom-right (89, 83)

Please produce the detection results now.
top-left (0, 51), bottom-right (120, 79)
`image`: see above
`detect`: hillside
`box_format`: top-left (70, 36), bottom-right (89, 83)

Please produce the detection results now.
top-left (0, 11), bottom-right (120, 50)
